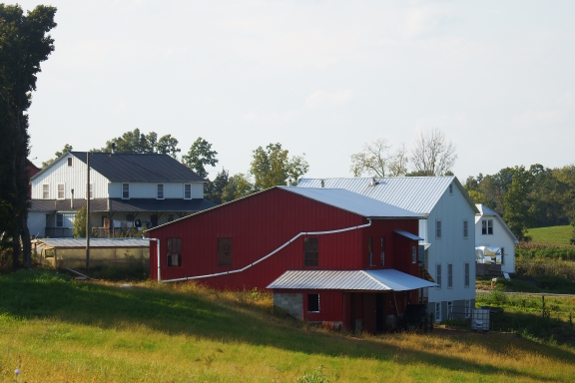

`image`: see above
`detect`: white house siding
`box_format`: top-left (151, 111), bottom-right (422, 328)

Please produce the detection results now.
top-left (425, 186), bottom-right (476, 321)
top-left (31, 154), bottom-right (109, 200)
top-left (108, 182), bottom-right (204, 199)
top-left (475, 216), bottom-right (516, 274)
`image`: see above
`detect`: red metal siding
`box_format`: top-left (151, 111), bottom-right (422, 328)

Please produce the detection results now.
top-left (303, 290), bottom-right (343, 322)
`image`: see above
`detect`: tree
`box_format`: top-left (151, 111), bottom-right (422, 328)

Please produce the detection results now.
top-left (250, 143), bottom-right (309, 190)
top-left (503, 166), bottom-right (533, 241)
top-left (41, 143), bottom-right (72, 168)
top-left (0, 4), bottom-right (57, 269)
top-left (182, 137), bottom-right (218, 179)
top-left (204, 168), bottom-right (229, 204)
top-left (221, 173), bottom-right (255, 202)
top-left (350, 138), bottom-right (408, 178)
top-left (73, 206), bottom-right (87, 238)
top-left (96, 128), bottom-right (181, 158)
top-left (411, 128), bottom-right (457, 176)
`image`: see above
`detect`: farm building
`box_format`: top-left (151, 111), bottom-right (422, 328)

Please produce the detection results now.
top-left (145, 186), bottom-right (437, 332)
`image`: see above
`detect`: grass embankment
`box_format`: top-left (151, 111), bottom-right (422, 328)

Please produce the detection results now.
top-left (526, 225), bottom-right (573, 246)
top-left (1, 270), bottom-right (575, 382)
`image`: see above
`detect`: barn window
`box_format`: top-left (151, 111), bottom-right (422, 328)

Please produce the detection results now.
top-left (218, 238), bottom-right (232, 267)
top-left (167, 238), bottom-right (182, 267)
top-left (308, 294), bottom-right (320, 312)
top-left (482, 219), bottom-right (493, 235)
top-left (303, 237), bottom-right (318, 267)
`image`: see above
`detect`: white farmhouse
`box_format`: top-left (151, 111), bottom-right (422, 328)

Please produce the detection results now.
top-left (475, 204), bottom-right (519, 275)
top-left (28, 151), bottom-right (216, 238)
top-left (297, 176), bottom-right (478, 323)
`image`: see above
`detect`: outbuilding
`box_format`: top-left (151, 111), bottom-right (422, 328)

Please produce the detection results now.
top-left (145, 186), bottom-right (436, 332)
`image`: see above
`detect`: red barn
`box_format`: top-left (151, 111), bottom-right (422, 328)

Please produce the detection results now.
top-left (145, 186), bottom-right (436, 332)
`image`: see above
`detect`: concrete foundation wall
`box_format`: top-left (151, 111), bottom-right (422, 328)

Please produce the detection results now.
top-left (274, 293), bottom-right (303, 319)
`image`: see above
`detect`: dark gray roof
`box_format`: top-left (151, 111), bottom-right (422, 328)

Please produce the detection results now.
top-left (69, 152), bottom-right (206, 183)
top-left (29, 198), bottom-right (217, 213)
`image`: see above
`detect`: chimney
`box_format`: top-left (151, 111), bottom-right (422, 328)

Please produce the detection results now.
top-left (320, 179), bottom-right (325, 188)
top-left (71, 189), bottom-right (74, 209)
top-left (111, 142), bottom-right (116, 154)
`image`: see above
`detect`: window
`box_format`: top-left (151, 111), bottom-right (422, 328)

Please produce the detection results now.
top-left (380, 237), bottom-right (385, 267)
top-left (435, 302), bottom-right (441, 322)
top-left (436, 220), bottom-right (442, 239)
top-left (157, 184), bottom-right (164, 199)
top-left (122, 183), bottom-right (130, 199)
top-left (67, 157), bottom-right (72, 166)
top-left (89, 183), bottom-right (93, 199)
top-left (464, 262), bottom-right (470, 288)
top-left (412, 246), bottom-right (417, 264)
top-left (501, 247), bottom-right (505, 265)
top-left (482, 219), bottom-right (493, 235)
top-left (304, 237), bottom-right (318, 267)
top-left (463, 220), bottom-right (468, 238)
top-left (43, 184), bottom-right (49, 199)
top-left (447, 263), bottom-right (453, 288)
top-left (464, 300), bottom-right (471, 318)
top-left (57, 184), bottom-right (65, 199)
top-left (368, 237), bottom-right (373, 266)
top-left (56, 213), bottom-right (63, 227)
top-left (184, 184), bottom-right (192, 199)
top-left (167, 238), bottom-right (182, 267)
top-left (449, 184), bottom-right (453, 195)
top-left (447, 301), bottom-right (453, 320)
top-left (308, 294), bottom-right (320, 312)
top-left (436, 264), bottom-right (442, 288)
top-left (218, 238), bottom-right (232, 267)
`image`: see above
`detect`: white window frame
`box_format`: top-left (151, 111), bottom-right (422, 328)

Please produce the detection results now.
top-left (463, 220), bottom-right (468, 238)
top-left (57, 183), bottom-right (65, 200)
top-left (464, 262), bottom-right (470, 288)
top-left (43, 184), bottom-right (50, 199)
top-left (157, 184), bottom-right (164, 200)
top-left (436, 263), bottom-right (442, 289)
top-left (435, 302), bottom-right (441, 323)
top-left (56, 213), bottom-right (63, 227)
top-left (122, 183), bottom-right (130, 200)
top-left (482, 219), bottom-right (493, 235)
top-left (412, 246), bottom-right (416, 264)
top-left (436, 220), bottom-right (442, 239)
top-left (447, 263), bottom-right (453, 288)
top-left (184, 184), bottom-right (192, 200)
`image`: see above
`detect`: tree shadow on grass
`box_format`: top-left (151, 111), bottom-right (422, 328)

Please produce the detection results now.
top-left (1, 270), bottom-right (574, 382)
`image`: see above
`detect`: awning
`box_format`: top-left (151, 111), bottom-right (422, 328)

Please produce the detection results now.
top-left (394, 230), bottom-right (424, 241)
top-left (267, 269), bottom-right (438, 291)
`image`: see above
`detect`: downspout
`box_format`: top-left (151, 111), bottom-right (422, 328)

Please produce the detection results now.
top-left (162, 218), bottom-right (373, 283)
top-left (142, 237), bottom-right (161, 282)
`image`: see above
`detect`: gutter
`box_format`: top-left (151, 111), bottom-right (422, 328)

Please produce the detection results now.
top-left (161, 218), bottom-right (373, 283)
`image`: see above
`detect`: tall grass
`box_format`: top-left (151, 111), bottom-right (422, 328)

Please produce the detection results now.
top-left (526, 225), bottom-right (573, 246)
top-left (1, 269), bottom-right (575, 382)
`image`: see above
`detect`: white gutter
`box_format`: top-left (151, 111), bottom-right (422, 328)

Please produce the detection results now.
top-left (142, 237), bottom-right (161, 282)
top-left (161, 218), bottom-right (372, 283)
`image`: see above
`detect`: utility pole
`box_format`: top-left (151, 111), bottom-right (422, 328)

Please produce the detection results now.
top-left (86, 152), bottom-right (90, 276)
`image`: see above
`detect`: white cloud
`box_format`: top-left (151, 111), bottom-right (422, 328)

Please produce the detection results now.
top-left (305, 89), bottom-right (354, 110)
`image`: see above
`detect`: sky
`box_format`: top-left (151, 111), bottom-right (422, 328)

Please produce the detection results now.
top-left (18, 0), bottom-right (575, 182)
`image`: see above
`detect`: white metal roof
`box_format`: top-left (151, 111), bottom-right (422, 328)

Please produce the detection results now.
top-left (297, 177), bottom-right (478, 216)
top-left (280, 186), bottom-right (422, 219)
top-left (34, 238), bottom-right (150, 248)
top-left (267, 269), bottom-right (438, 291)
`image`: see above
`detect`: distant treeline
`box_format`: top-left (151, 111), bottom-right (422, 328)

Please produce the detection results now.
top-left (464, 164), bottom-right (575, 242)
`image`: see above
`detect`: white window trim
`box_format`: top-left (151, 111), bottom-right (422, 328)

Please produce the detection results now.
top-left (436, 263), bottom-right (442, 289)
top-left (122, 183), bottom-right (130, 200)
top-left (57, 183), bottom-right (65, 200)
top-left (463, 220), bottom-right (468, 239)
top-left (157, 183), bottom-right (165, 200)
top-left (42, 184), bottom-right (50, 199)
top-left (435, 220), bottom-right (442, 239)
top-left (184, 184), bottom-right (192, 200)
top-left (464, 262), bottom-right (470, 288)
top-left (447, 263), bottom-right (453, 289)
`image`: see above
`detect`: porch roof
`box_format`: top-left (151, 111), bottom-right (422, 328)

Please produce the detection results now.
top-left (267, 269), bottom-right (438, 291)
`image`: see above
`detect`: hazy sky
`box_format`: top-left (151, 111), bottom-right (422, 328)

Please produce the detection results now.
top-left (19, 0), bottom-right (575, 182)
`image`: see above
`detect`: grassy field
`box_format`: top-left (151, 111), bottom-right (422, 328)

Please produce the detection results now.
top-left (526, 225), bottom-right (573, 246)
top-left (1, 270), bottom-right (575, 382)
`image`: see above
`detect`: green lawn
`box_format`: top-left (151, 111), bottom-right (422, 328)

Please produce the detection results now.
top-left (1, 269), bottom-right (575, 382)
top-left (526, 225), bottom-right (573, 246)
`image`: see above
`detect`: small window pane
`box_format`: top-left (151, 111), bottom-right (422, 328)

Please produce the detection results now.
top-left (304, 237), bottom-right (318, 267)
top-left (464, 262), bottom-right (470, 287)
top-left (167, 238), bottom-right (182, 267)
top-left (157, 184), bottom-right (164, 199)
top-left (308, 294), bottom-right (320, 312)
top-left (463, 221), bottom-right (468, 238)
top-left (43, 184), bottom-right (49, 199)
top-left (123, 183), bottom-right (129, 199)
top-left (184, 184), bottom-right (191, 199)
top-left (56, 213), bottom-right (63, 227)
top-left (436, 220), bottom-right (442, 239)
top-left (447, 263), bottom-right (453, 288)
top-left (487, 220), bottom-right (493, 235)
top-left (68, 158), bottom-right (72, 166)
top-left (436, 264), bottom-right (442, 288)
top-left (57, 184), bottom-right (65, 199)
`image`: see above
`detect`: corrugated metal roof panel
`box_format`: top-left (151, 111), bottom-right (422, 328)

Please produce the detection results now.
top-left (35, 238), bottom-right (149, 248)
top-left (394, 230), bottom-right (423, 241)
top-left (267, 269), bottom-right (437, 291)
top-left (280, 187), bottom-right (422, 219)
top-left (297, 177), bottom-right (456, 215)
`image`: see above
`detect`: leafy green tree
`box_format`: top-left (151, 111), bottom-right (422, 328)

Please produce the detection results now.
top-left (250, 143), bottom-right (309, 190)
top-left (0, 4), bottom-right (57, 269)
top-left (221, 173), bottom-right (255, 202)
top-left (503, 166), bottom-right (533, 241)
top-left (73, 206), bottom-right (87, 238)
top-left (96, 128), bottom-right (181, 158)
top-left (182, 137), bottom-right (218, 178)
top-left (205, 168), bottom-right (229, 204)
top-left (41, 143), bottom-right (72, 168)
